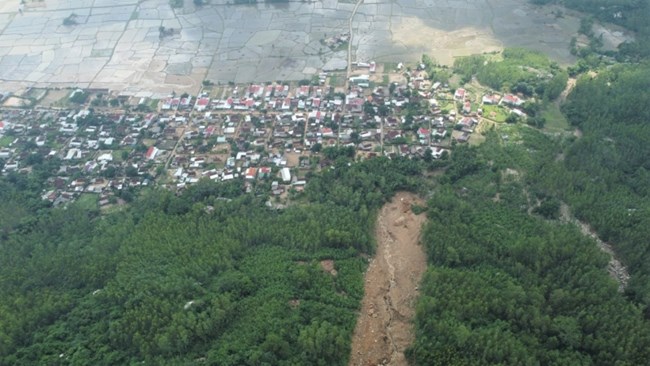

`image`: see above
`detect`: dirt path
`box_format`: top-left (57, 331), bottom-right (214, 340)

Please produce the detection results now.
top-left (558, 77), bottom-right (576, 105)
top-left (348, 192), bottom-right (428, 366)
top-left (560, 203), bottom-right (630, 292)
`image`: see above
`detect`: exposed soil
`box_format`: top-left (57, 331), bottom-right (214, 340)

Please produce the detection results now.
top-left (320, 259), bottom-right (338, 276)
top-left (348, 192), bottom-right (428, 366)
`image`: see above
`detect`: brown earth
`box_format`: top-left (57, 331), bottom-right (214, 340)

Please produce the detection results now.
top-left (348, 192), bottom-right (428, 366)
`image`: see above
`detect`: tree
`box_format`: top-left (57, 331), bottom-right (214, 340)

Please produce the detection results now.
top-left (70, 90), bottom-right (88, 104)
top-left (350, 132), bottom-right (361, 144)
top-left (102, 166), bottom-right (117, 178)
top-left (125, 166), bottom-right (139, 177)
top-left (310, 143), bottom-right (322, 153)
top-left (363, 101), bottom-right (375, 116)
top-left (506, 113), bottom-right (519, 124)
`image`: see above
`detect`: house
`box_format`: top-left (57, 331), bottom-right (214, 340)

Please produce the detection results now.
top-left (265, 85), bottom-right (274, 98)
top-left (195, 97), bottom-right (210, 111)
top-left (431, 147), bottom-right (446, 159)
top-left (512, 108), bottom-right (527, 118)
top-left (161, 97), bottom-right (180, 110)
top-left (386, 130), bottom-right (402, 142)
top-left (454, 88), bottom-right (466, 100)
top-left (248, 84), bottom-right (264, 99)
top-left (482, 94), bottom-right (501, 105)
top-left (245, 167), bottom-right (258, 180)
top-left (457, 117), bottom-right (478, 130)
top-left (321, 127), bottom-right (334, 138)
top-left (462, 101), bottom-right (472, 114)
top-left (3, 161), bottom-right (18, 171)
top-left (349, 75), bottom-right (370, 87)
top-left (281, 98), bottom-right (292, 111)
top-left (347, 98), bottom-right (364, 113)
top-left (502, 94), bottom-right (524, 106)
top-left (64, 148), bottom-right (82, 160)
top-left (433, 128), bottom-right (447, 139)
top-left (298, 85), bottom-right (310, 98)
top-left (214, 98), bottom-right (233, 110)
top-left (280, 167), bottom-right (291, 183)
top-left (179, 97), bottom-right (192, 110)
top-left (145, 146), bottom-right (159, 160)
top-left (258, 166), bottom-right (272, 179)
top-left (417, 127), bottom-right (430, 141)
top-left (457, 132), bottom-right (470, 143)
top-left (0, 149), bottom-right (12, 159)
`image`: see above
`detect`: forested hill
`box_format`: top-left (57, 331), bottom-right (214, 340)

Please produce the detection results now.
top-left (408, 131), bottom-right (650, 365)
top-left (546, 63), bottom-right (650, 307)
top-left (0, 156), bottom-right (422, 365)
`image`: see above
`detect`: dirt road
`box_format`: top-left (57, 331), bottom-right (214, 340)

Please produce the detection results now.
top-left (348, 192), bottom-right (428, 366)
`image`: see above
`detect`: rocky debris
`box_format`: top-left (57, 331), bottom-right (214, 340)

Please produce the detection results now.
top-left (348, 192), bottom-right (427, 366)
top-left (320, 259), bottom-right (337, 276)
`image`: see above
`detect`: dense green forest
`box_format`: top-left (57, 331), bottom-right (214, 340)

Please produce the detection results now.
top-left (409, 30), bottom-right (650, 361)
top-left (0, 155), bottom-right (423, 365)
top-left (538, 63), bottom-right (650, 308)
top-left (407, 134), bottom-right (650, 365)
top-left (4, 1), bottom-right (650, 364)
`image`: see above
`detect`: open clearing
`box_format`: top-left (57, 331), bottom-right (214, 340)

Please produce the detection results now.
top-left (349, 192), bottom-right (427, 366)
top-left (0, 0), bottom-right (611, 95)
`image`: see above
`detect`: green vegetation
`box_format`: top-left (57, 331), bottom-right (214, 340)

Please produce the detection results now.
top-left (551, 64), bottom-right (650, 307)
top-left (0, 154), bottom-right (424, 364)
top-left (455, 48), bottom-right (568, 101)
top-left (0, 135), bottom-right (13, 147)
top-left (74, 193), bottom-right (99, 211)
top-left (481, 104), bottom-right (508, 123)
top-left (69, 90), bottom-right (88, 104)
top-left (4, 2), bottom-right (650, 363)
top-left (540, 103), bottom-right (570, 131)
top-left (408, 130), bottom-right (650, 365)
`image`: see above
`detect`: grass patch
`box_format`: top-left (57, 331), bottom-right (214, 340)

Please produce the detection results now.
top-left (383, 62), bottom-right (399, 72)
top-left (482, 104), bottom-right (509, 123)
top-left (329, 74), bottom-right (345, 88)
top-left (541, 103), bottom-right (570, 132)
top-left (468, 133), bottom-right (486, 146)
top-left (0, 136), bottom-right (13, 147)
top-left (382, 75), bottom-right (390, 85)
top-left (74, 193), bottom-right (98, 211)
top-left (439, 101), bottom-right (455, 112)
top-left (113, 149), bottom-right (131, 162)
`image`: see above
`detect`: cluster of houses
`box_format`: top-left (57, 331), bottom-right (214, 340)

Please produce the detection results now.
top-left (0, 64), bottom-right (538, 207)
top-left (113, 76), bottom-right (465, 195)
top-left (0, 107), bottom-right (167, 207)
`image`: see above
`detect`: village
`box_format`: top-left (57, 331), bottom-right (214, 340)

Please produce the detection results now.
top-left (0, 63), bottom-right (530, 210)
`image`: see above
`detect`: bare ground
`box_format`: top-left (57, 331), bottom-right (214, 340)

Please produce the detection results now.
top-left (348, 192), bottom-right (428, 366)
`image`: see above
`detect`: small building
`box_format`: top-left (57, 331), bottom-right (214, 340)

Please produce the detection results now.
top-left (280, 167), bottom-right (291, 183)
top-left (145, 146), bottom-right (159, 160)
